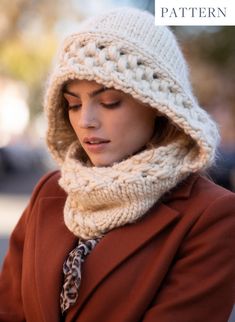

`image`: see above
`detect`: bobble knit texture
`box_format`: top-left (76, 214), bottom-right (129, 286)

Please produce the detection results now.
top-left (44, 8), bottom-right (220, 239)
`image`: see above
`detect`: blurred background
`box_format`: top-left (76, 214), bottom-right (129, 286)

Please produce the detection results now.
top-left (0, 1), bottom-right (235, 318)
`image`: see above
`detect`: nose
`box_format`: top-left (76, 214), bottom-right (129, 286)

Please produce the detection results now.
top-left (78, 103), bottom-right (99, 129)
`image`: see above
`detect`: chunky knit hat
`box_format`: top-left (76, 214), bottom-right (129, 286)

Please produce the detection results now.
top-left (45, 7), bottom-right (219, 169)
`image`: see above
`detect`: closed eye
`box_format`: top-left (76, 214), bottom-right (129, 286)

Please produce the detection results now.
top-left (66, 101), bottom-right (121, 111)
top-left (67, 104), bottom-right (81, 111)
top-left (101, 101), bottom-right (121, 108)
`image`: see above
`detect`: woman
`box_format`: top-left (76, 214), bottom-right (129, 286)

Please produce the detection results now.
top-left (0, 7), bottom-right (235, 322)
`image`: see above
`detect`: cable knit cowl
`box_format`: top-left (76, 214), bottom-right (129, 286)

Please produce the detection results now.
top-left (59, 137), bottom-right (197, 240)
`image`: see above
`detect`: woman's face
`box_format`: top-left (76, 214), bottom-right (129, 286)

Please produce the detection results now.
top-left (63, 80), bottom-right (156, 167)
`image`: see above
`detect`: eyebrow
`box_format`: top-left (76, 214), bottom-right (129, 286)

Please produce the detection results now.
top-left (63, 86), bottom-right (113, 99)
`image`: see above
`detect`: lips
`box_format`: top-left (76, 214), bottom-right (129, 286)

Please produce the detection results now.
top-left (83, 137), bottom-right (110, 154)
top-left (83, 137), bottom-right (110, 145)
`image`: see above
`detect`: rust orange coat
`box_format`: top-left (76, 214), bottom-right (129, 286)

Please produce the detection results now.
top-left (0, 171), bottom-right (235, 322)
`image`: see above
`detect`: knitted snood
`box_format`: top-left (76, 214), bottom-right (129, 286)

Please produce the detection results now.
top-left (59, 136), bottom-right (196, 240)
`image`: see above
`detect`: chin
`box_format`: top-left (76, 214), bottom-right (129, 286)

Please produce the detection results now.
top-left (90, 155), bottom-right (122, 167)
top-left (89, 158), bottom-right (112, 167)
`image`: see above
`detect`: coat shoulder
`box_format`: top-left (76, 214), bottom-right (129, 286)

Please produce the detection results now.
top-left (32, 169), bottom-right (65, 199)
top-left (191, 173), bottom-right (235, 203)
top-left (165, 172), bottom-right (235, 215)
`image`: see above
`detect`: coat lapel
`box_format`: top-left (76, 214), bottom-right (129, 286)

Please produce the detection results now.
top-left (35, 196), bottom-right (77, 322)
top-left (69, 174), bottom-right (200, 319)
top-left (35, 173), bottom-right (199, 322)
top-left (66, 201), bottom-right (180, 320)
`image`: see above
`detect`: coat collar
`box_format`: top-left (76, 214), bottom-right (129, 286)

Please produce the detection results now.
top-left (35, 172), bottom-right (199, 322)
top-left (162, 172), bottom-right (199, 201)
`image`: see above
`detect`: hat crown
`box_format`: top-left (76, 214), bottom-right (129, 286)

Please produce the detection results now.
top-left (75, 8), bottom-right (190, 92)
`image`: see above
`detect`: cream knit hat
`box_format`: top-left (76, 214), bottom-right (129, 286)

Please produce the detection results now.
top-left (45, 7), bottom-right (219, 169)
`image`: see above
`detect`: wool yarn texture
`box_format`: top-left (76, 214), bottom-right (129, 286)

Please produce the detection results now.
top-left (44, 8), bottom-right (220, 239)
top-left (60, 137), bottom-right (195, 240)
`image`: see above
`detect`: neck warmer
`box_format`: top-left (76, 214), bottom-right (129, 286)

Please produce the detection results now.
top-left (59, 136), bottom-right (196, 240)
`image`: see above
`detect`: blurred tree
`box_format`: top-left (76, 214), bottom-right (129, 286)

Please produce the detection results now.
top-left (176, 27), bottom-right (235, 114)
top-left (0, 0), bottom-right (71, 43)
top-left (0, 0), bottom-right (84, 118)
top-left (0, 35), bottom-right (56, 118)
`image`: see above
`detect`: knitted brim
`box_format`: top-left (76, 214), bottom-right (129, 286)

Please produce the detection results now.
top-left (44, 8), bottom-right (219, 171)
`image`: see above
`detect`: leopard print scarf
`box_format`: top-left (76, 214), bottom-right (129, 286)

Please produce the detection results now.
top-left (60, 238), bottom-right (101, 313)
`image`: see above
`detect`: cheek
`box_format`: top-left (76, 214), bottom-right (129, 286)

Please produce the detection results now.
top-left (107, 109), bottom-right (155, 146)
top-left (122, 109), bottom-right (155, 136)
top-left (102, 110), bottom-right (128, 132)
top-left (107, 113), bottom-right (131, 136)
top-left (136, 107), bottom-right (156, 134)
